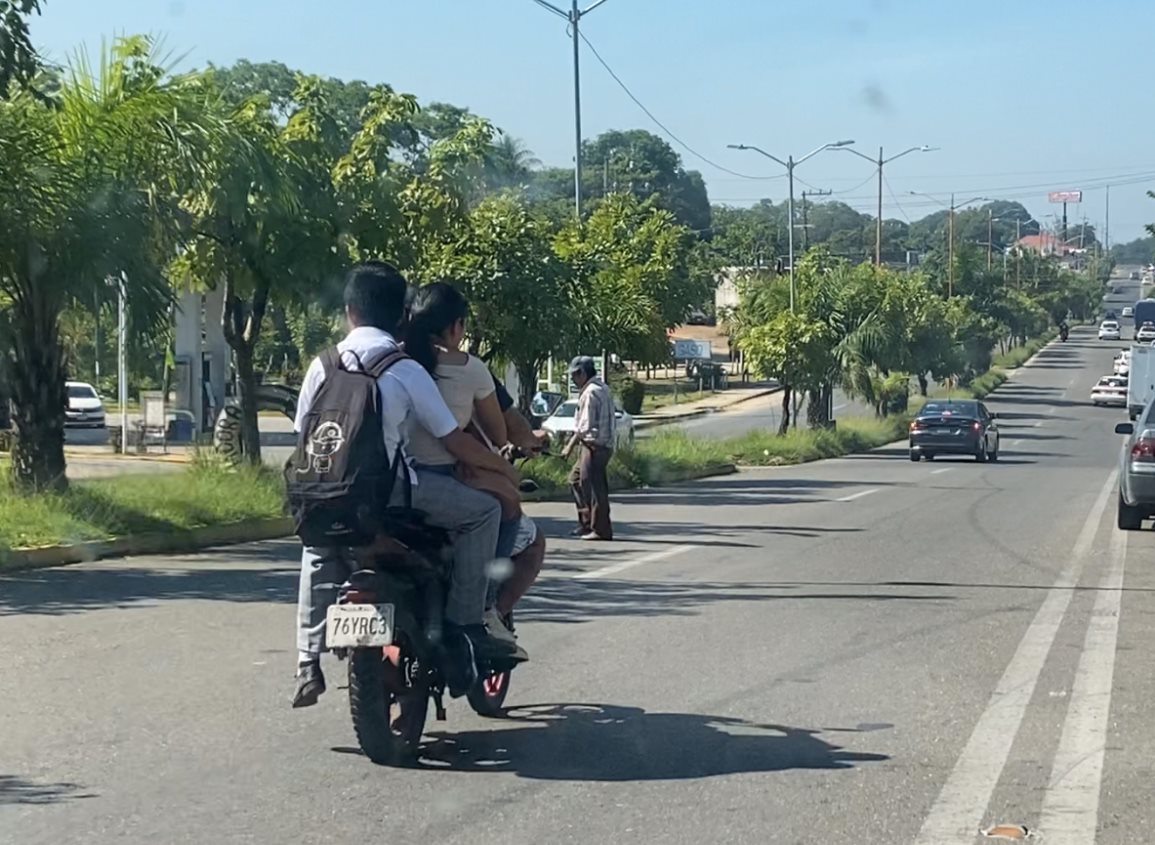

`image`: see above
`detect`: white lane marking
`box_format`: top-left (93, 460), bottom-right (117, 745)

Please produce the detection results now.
top-left (931, 467), bottom-right (952, 475)
top-left (913, 470), bottom-right (1118, 845)
top-left (835, 488), bottom-right (879, 502)
top-left (1034, 420), bottom-right (1045, 427)
top-left (573, 544), bottom-right (695, 580)
top-left (1038, 526), bottom-right (1127, 843)
top-left (1049, 406), bottom-right (1059, 415)
top-left (1007, 439), bottom-right (1021, 448)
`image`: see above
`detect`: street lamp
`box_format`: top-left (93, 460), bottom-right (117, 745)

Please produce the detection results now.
top-left (727, 139), bottom-right (855, 310)
top-left (910, 192), bottom-right (989, 296)
top-left (532, 0), bottom-right (613, 221)
top-left (836, 145), bottom-right (937, 266)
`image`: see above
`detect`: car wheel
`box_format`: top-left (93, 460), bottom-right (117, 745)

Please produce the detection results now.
top-left (975, 440), bottom-right (988, 463)
top-left (909, 450), bottom-right (920, 463)
top-left (1117, 493), bottom-right (1144, 530)
top-left (989, 440), bottom-right (999, 462)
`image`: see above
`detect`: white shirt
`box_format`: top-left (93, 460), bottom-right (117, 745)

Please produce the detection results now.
top-left (406, 353), bottom-right (495, 467)
top-left (293, 326), bottom-right (458, 483)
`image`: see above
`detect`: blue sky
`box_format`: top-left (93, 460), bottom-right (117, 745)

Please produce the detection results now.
top-left (33, 0), bottom-right (1155, 241)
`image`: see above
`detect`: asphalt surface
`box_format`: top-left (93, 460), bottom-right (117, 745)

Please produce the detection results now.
top-left (5, 290), bottom-right (1152, 844)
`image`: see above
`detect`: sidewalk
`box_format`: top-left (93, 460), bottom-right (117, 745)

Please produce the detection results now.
top-left (633, 383), bottom-right (781, 430)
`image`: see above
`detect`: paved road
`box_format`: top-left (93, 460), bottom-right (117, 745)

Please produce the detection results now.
top-left (657, 386), bottom-right (872, 441)
top-left (6, 321), bottom-right (1153, 842)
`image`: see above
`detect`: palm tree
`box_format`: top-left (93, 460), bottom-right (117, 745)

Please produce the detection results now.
top-left (486, 132), bottom-right (540, 189)
top-left (0, 36), bottom-right (218, 490)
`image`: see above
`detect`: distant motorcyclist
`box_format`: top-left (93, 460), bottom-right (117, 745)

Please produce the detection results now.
top-left (1059, 319), bottom-right (1070, 341)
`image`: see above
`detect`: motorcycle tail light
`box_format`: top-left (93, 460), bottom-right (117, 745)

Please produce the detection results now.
top-left (343, 588), bottom-right (376, 604)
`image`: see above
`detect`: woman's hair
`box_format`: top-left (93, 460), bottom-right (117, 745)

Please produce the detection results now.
top-left (405, 282), bottom-right (470, 376)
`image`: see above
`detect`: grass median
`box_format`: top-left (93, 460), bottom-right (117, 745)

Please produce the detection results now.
top-left (0, 463), bottom-right (285, 554)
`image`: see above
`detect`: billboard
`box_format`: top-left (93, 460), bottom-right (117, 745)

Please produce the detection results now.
top-left (1048, 190), bottom-right (1082, 203)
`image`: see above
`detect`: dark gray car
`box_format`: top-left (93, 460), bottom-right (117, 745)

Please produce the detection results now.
top-left (909, 399), bottom-right (1000, 463)
top-left (1114, 410), bottom-right (1155, 529)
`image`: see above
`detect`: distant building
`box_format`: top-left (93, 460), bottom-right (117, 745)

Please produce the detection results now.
top-left (1017, 233), bottom-right (1074, 257)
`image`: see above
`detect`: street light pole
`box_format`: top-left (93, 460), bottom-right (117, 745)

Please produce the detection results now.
top-left (728, 140), bottom-right (855, 310)
top-left (837, 144), bottom-right (936, 266)
top-left (910, 191), bottom-right (988, 297)
top-left (987, 209), bottom-right (993, 272)
top-left (532, 0), bottom-right (612, 221)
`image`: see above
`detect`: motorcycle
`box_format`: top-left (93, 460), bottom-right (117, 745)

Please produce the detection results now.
top-left (325, 450), bottom-right (540, 765)
top-left (1059, 324), bottom-right (1069, 341)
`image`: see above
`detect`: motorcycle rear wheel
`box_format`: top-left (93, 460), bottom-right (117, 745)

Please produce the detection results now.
top-left (466, 668), bottom-right (512, 717)
top-left (348, 647), bottom-right (428, 765)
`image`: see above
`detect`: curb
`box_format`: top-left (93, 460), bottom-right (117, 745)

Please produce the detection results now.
top-left (634, 387), bottom-right (781, 430)
top-left (0, 517), bottom-right (294, 573)
top-left (63, 449), bottom-right (192, 464)
top-left (519, 462), bottom-right (739, 503)
top-left (0, 464), bottom-right (740, 571)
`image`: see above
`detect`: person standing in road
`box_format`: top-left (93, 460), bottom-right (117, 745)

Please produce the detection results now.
top-left (562, 356), bottom-right (616, 541)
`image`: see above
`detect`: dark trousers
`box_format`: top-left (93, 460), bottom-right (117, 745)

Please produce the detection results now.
top-left (569, 443), bottom-right (613, 539)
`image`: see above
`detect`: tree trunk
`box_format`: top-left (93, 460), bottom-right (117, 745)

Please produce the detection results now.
top-left (515, 359), bottom-right (538, 414)
top-left (917, 373), bottom-right (929, 397)
top-left (220, 272), bottom-right (269, 467)
top-left (9, 298), bottom-right (68, 491)
top-left (778, 387), bottom-right (791, 436)
top-left (232, 340), bottom-right (262, 465)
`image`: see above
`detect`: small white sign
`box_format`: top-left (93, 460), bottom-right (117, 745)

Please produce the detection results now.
top-left (673, 339), bottom-right (712, 361)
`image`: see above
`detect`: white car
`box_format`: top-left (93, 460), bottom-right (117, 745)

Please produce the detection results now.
top-left (1137, 322), bottom-right (1155, 343)
top-left (541, 399), bottom-right (635, 448)
top-left (1123, 306), bottom-right (1135, 318)
top-left (1099, 321), bottom-right (1122, 340)
top-left (1091, 375), bottom-right (1128, 407)
top-left (1114, 351), bottom-right (1131, 375)
top-left (65, 381), bottom-right (106, 428)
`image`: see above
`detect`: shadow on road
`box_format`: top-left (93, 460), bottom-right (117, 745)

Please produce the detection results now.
top-left (0, 562), bottom-right (299, 616)
top-left (514, 575), bottom-right (952, 624)
top-left (407, 703), bottom-right (891, 780)
top-left (0, 775), bottom-right (96, 805)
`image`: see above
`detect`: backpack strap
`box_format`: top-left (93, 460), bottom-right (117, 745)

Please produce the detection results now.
top-left (364, 349), bottom-right (409, 379)
top-left (319, 348), bottom-right (343, 376)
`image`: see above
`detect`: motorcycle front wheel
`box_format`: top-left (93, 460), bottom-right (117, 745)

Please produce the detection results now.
top-left (348, 647), bottom-right (428, 765)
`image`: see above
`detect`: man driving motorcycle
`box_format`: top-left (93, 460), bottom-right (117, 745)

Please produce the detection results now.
top-left (292, 262), bottom-right (522, 708)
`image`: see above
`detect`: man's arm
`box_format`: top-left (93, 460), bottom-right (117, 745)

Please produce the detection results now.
top-left (442, 429), bottom-right (519, 483)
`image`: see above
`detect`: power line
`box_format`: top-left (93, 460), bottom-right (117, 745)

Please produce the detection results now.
top-left (577, 30), bottom-right (783, 182)
top-left (883, 173), bottom-right (912, 223)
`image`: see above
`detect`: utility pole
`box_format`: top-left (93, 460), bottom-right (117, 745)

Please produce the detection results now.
top-left (1015, 218), bottom-right (1022, 289)
top-left (532, 0), bottom-right (612, 221)
top-left (800, 188), bottom-right (831, 252)
top-left (837, 144), bottom-right (936, 266)
top-left (987, 208), bottom-right (994, 272)
top-left (949, 193), bottom-right (955, 296)
top-left (1105, 184), bottom-right (1111, 257)
top-left (729, 140), bottom-right (854, 311)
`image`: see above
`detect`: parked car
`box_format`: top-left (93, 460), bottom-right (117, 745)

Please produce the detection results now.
top-left (1091, 375), bottom-right (1128, 407)
top-left (1136, 322), bottom-right (1155, 343)
top-left (909, 399), bottom-right (1000, 463)
top-left (1099, 320), bottom-right (1122, 341)
top-left (64, 381), bottom-right (106, 429)
top-left (541, 399), bottom-right (635, 448)
top-left (1114, 412), bottom-right (1155, 528)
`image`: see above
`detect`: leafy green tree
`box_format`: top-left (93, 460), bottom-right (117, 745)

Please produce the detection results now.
top-left (423, 195), bottom-right (572, 408)
top-left (0, 0), bottom-right (44, 98)
top-left (554, 193), bottom-right (710, 365)
top-left (710, 204), bottom-right (779, 267)
top-left (0, 36), bottom-right (216, 489)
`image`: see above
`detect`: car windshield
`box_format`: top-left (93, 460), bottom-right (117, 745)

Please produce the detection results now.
top-left (920, 401), bottom-right (979, 417)
top-left (1099, 377), bottom-right (1127, 387)
top-left (551, 401), bottom-right (578, 419)
top-left (67, 385), bottom-right (97, 399)
top-left (1102, 322), bottom-right (1119, 329)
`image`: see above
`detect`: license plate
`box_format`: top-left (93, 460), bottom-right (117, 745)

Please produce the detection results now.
top-left (325, 603), bottom-right (394, 648)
